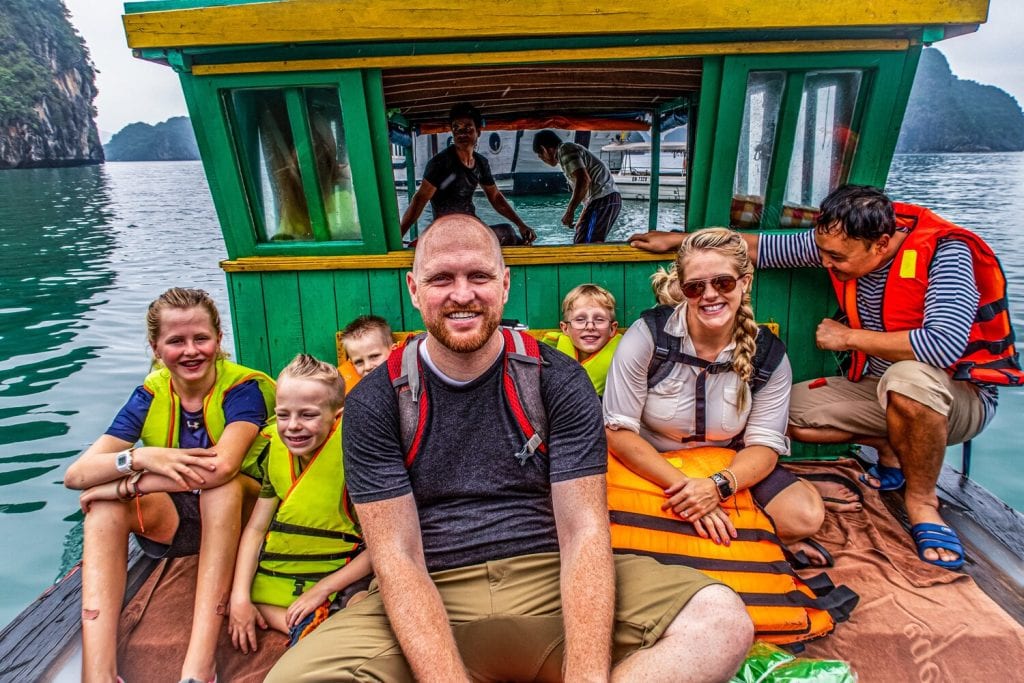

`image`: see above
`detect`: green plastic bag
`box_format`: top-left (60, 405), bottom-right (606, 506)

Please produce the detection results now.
top-left (731, 641), bottom-right (856, 682)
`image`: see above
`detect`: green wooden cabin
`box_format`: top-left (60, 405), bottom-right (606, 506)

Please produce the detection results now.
top-left (121, 0), bottom-right (989, 402)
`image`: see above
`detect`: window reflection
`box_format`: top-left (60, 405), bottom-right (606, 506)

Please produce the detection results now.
top-left (732, 71), bottom-right (785, 229)
top-left (227, 87), bottom-right (361, 243)
top-left (782, 71), bottom-right (861, 225)
top-left (306, 89), bottom-right (361, 241)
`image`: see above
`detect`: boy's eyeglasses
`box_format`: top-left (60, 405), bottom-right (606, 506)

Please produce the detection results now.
top-left (451, 124), bottom-right (476, 134)
top-left (680, 275), bottom-right (740, 299)
top-left (567, 317), bottom-right (612, 330)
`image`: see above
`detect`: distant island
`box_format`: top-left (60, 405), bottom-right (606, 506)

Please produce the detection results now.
top-left (897, 48), bottom-right (1024, 153)
top-left (0, 0), bottom-right (103, 169)
top-left (104, 117), bottom-right (200, 162)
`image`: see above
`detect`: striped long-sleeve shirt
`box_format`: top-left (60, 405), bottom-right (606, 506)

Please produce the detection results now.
top-left (759, 230), bottom-right (997, 421)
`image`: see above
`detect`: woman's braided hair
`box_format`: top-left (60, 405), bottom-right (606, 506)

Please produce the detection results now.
top-left (676, 228), bottom-right (757, 413)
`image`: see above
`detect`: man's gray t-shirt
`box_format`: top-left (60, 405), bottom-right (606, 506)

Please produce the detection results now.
top-left (557, 142), bottom-right (617, 204)
top-left (343, 342), bottom-right (606, 572)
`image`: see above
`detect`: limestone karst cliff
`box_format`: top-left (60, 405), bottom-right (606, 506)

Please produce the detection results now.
top-left (897, 48), bottom-right (1024, 153)
top-left (0, 0), bottom-right (103, 169)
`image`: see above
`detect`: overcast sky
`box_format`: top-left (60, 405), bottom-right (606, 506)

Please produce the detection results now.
top-left (65, 0), bottom-right (1024, 137)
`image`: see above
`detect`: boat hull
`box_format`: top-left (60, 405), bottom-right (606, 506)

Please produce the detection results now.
top-left (613, 173), bottom-right (686, 202)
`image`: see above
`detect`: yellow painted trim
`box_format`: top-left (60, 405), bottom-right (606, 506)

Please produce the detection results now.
top-left (221, 246), bottom-right (672, 272)
top-left (193, 38), bottom-right (910, 76)
top-left (123, 0), bottom-right (987, 49)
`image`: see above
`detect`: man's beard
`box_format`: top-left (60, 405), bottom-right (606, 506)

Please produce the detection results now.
top-left (426, 305), bottom-right (502, 353)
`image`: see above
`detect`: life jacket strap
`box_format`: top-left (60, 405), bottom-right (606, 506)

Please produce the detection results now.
top-left (614, 547), bottom-right (799, 576)
top-left (610, 510), bottom-right (783, 545)
top-left (255, 566), bottom-right (335, 583)
top-left (952, 357), bottom-right (1024, 386)
top-left (961, 333), bottom-right (1016, 357)
top-left (976, 297), bottom-right (1009, 323)
top-left (268, 520), bottom-right (362, 544)
top-left (258, 549), bottom-right (360, 563)
top-left (741, 584), bottom-right (859, 624)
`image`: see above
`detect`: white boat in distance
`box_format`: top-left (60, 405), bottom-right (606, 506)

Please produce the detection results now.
top-left (601, 141), bottom-right (687, 202)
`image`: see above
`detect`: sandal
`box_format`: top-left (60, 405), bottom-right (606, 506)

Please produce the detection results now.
top-left (859, 463), bottom-right (905, 491)
top-left (911, 523), bottom-right (965, 570)
top-left (786, 538), bottom-right (835, 569)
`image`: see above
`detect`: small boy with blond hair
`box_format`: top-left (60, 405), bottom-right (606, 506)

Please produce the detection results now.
top-left (339, 315), bottom-right (394, 393)
top-left (543, 284), bottom-right (621, 397)
top-left (229, 354), bottom-right (370, 651)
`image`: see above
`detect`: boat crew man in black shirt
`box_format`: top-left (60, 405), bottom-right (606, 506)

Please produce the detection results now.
top-left (399, 103), bottom-right (537, 246)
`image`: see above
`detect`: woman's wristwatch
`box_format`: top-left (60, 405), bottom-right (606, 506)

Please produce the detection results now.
top-left (115, 447), bottom-right (137, 474)
top-left (710, 472), bottom-right (734, 501)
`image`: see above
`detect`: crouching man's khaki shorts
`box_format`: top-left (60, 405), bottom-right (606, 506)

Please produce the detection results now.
top-left (789, 360), bottom-right (987, 445)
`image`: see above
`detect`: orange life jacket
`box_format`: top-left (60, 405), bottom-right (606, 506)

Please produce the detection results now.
top-left (339, 360), bottom-right (361, 395)
top-left (607, 447), bottom-right (858, 644)
top-left (830, 202), bottom-right (1022, 386)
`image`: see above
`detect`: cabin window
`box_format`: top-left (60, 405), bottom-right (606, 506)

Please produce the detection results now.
top-left (731, 72), bottom-right (786, 228)
top-left (226, 87), bottom-right (361, 243)
top-left (781, 70), bottom-right (862, 224)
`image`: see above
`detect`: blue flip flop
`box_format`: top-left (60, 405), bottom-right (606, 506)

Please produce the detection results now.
top-left (859, 463), bottom-right (905, 491)
top-left (911, 523), bottom-right (965, 570)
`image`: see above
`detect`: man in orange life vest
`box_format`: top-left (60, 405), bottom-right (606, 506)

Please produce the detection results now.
top-left (629, 185), bottom-right (1021, 570)
top-left (267, 213), bottom-right (752, 682)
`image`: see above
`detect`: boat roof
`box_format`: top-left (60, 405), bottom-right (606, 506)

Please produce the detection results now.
top-left (121, 0), bottom-right (988, 127)
top-left (384, 60), bottom-right (699, 128)
top-left (122, 0), bottom-right (988, 49)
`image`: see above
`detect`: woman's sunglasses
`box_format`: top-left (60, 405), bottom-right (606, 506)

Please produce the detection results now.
top-left (680, 275), bottom-right (740, 299)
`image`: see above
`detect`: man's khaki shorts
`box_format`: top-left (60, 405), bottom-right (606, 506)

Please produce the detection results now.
top-left (265, 551), bottom-right (719, 682)
top-left (789, 360), bottom-right (987, 445)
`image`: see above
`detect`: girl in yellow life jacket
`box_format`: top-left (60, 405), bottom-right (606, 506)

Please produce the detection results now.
top-left (542, 283), bottom-right (621, 397)
top-left (229, 354), bottom-right (370, 654)
top-left (64, 288), bottom-right (275, 683)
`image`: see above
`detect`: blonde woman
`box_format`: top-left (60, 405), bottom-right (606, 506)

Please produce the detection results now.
top-left (604, 228), bottom-right (827, 563)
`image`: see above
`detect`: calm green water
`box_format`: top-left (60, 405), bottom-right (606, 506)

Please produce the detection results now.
top-left (0, 156), bottom-right (1021, 626)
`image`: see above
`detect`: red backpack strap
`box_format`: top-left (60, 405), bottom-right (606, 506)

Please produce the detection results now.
top-left (387, 334), bottom-right (429, 467)
top-left (501, 328), bottom-right (549, 462)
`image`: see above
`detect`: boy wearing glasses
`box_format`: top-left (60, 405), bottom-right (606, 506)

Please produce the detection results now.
top-left (399, 102), bottom-right (536, 246)
top-left (543, 284), bottom-right (621, 397)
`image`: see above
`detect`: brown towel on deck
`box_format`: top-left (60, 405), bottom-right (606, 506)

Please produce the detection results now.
top-left (115, 459), bottom-right (1024, 682)
top-left (786, 459), bottom-right (1024, 681)
top-left (117, 555), bottom-right (288, 683)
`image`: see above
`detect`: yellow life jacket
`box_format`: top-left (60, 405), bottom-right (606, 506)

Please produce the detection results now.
top-left (543, 331), bottom-right (621, 397)
top-left (140, 358), bottom-right (276, 479)
top-left (607, 447), bottom-right (857, 645)
top-left (251, 422), bottom-right (362, 607)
